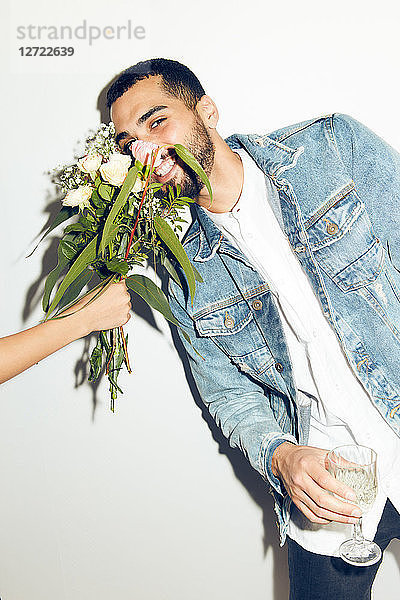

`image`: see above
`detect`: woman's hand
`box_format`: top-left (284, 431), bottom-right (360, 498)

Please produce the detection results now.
top-left (62, 280), bottom-right (132, 336)
top-left (0, 281), bottom-right (132, 383)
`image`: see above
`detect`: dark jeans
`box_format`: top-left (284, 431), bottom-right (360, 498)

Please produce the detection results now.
top-left (287, 499), bottom-right (400, 600)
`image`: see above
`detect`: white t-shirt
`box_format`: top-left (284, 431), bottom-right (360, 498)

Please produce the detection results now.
top-left (202, 147), bottom-right (400, 555)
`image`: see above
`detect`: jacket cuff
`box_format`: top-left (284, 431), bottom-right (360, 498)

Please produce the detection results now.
top-left (259, 432), bottom-right (298, 496)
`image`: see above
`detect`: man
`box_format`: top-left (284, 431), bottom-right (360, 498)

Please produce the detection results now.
top-left (107, 58), bottom-right (400, 599)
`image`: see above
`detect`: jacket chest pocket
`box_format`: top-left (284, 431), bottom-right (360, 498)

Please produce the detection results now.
top-left (193, 296), bottom-right (276, 377)
top-left (304, 185), bottom-right (384, 293)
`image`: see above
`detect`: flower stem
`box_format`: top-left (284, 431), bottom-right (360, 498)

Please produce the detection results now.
top-left (124, 147), bottom-right (161, 260)
top-left (105, 327), bottom-right (117, 375)
top-left (119, 325), bottom-right (131, 373)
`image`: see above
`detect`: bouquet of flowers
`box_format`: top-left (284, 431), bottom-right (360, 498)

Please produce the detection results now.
top-left (35, 123), bottom-right (211, 410)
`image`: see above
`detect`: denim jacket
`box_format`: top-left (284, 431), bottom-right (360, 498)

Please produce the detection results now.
top-left (167, 113), bottom-right (400, 544)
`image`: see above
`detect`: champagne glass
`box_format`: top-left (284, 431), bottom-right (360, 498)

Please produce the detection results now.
top-left (327, 444), bottom-right (382, 567)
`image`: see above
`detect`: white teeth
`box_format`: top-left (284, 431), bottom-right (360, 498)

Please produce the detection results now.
top-left (154, 157), bottom-right (175, 177)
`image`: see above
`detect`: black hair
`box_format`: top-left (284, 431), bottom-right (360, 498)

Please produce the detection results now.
top-left (106, 58), bottom-right (205, 110)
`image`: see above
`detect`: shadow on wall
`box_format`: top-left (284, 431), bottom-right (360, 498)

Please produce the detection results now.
top-left (167, 308), bottom-right (290, 600)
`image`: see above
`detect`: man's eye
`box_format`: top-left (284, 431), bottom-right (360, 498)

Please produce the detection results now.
top-left (150, 117), bottom-right (166, 129)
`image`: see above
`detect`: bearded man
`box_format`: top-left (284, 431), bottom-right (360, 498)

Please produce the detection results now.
top-left (107, 58), bottom-right (400, 600)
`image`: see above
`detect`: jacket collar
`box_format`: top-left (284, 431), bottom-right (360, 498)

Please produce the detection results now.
top-left (193, 133), bottom-right (304, 262)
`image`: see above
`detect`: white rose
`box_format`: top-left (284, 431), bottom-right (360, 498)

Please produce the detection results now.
top-left (109, 153), bottom-right (132, 169)
top-left (100, 153), bottom-right (132, 186)
top-left (62, 185), bottom-right (93, 210)
top-left (77, 152), bottom-right (102, 174)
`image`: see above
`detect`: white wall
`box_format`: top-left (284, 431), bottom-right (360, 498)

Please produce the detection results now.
top-left (1, 0), bottom-right (400, 598)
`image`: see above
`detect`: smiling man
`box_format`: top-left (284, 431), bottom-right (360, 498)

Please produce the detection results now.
top-left (107, 58), bottom-right (400, 599)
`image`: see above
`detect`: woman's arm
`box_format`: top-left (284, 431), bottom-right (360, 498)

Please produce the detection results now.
top-left (0, 281), bottom-right (131, 383)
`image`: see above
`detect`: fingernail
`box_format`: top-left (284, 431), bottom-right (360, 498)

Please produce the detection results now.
top-left (351, 508), bottom-right (362, 518)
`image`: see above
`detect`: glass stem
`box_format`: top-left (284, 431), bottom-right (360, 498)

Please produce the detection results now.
top-left (353, 517), bottom-right (365, 545)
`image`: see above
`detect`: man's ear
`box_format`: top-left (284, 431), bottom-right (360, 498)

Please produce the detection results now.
top-left (196, 95), bottom-right (219, 129)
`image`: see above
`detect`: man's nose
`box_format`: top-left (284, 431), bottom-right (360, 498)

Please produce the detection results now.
top-left (137, 130), bottom-right (158, 144)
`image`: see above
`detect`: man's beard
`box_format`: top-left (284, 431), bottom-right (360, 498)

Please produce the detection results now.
top-left (156, 113), bottom-right (215, 200)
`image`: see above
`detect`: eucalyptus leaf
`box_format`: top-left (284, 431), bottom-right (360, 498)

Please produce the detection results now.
top-left (163, 256), bottom-right (183, 289)
top-left (64, 222), bottom-right (85, 234)
top-left (56, 268), bottom-right (93, 312)
top-left (80, 215), bottom-right (93, 229)
top-left (42, 249), bottom-right (70, 312)
top-left (100, 166), bottom-right (138, 255)
top-left (125, 274), bottom-right (195, 349)
top-left (105, 258), bottom-right (130, 276)
top-left (118, 232), bottom-right (129, 258)
top-left (59, 239), bottom-right (78, 260)
top-left (126, 274), bottom-right (177, 322)
top-left (174, 144), bottom-right (213, 203)
top-left (89, 337), bottom-right (104, 382)
top-left (154, 214), bottom-right (196, 306)
top-left (98, 183), bottom-right (114, 202)
top-left (28, 206), bottom-right (78, 257)
top-left (100, 330), bottom-right (111, 353)
top-left (46, 234), bottom-right (99, 317)
top-left (90, 190), bottom-right (105, 209)
top-left (192, 264), bottom-right (203, 283)
top-left (177, 196), bottom-right (197, 203)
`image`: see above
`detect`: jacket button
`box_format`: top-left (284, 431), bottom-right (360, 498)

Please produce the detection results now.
top-left (224, 314), bottom-right (235, 329)
top-left (274, 362), bottom-right (284, 373)
top-left (252, 299), bottom-right (263, 310)
top-left (326, 221), bottom-right (339, 235)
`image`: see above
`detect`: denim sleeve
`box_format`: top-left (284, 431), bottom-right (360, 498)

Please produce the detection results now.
top-left (332, 113), bottom-right (400, 265)
top-left (167, 278), bottom-right (297, 496)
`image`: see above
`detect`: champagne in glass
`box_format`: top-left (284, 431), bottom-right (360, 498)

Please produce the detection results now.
top-left (327, 444), bottom-right (382, 567)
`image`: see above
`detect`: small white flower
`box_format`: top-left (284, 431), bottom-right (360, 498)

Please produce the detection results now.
top-left (132, 177), bottom-right (145, 194)
top-left (62, 185), bottom-right (93, 210)
top-left (100, 153), bottom-right (132, 186)
top-left (77, 152), bottom-right (102, 175)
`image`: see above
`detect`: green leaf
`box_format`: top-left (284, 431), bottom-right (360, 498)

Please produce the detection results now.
top-left (163, 256), bottom-right (183, 289)
top-left (56, 268), bottom-right (93, 312)
top-left (89, 336), bottom-right (104, 382)
top-left (100, 330), bottom-right (111, 353)
top-left (90, 190), bottom-right (104, 209)
top-left (174, 144), bottom-right (213, 203)
top-left (79, 215), bottom-right (94, 229)
top-left (100, 166), bottom-right (138, 255)
top-left (42, 249), bottom-right (69, 312)
top-left (149, 182), bottom-right (163, 192)
top-left (28, 206), bottom-right (78, 257)
top-left (125, 274), bottom-right (194, 349)
top-left (192, 264), bottom-right (203, 283)
top-left (98, 183), bottom-right (114, 202)
top-left (126, 274), bottom-right (179, 324)
top-left (46, 234), bottom-right (99, 317)
top-left (59, 239), bottom-right (78, 260)
top-left (64, 222), bottom-right (85, 234)
top-left (127, 266), bottom-right (202, 361)
top-left (154, 214), bottom-right (196, 306)
top-left (105, 258), bottom-right (130, 276)
top-left (176, 196), bottom-right (197, 203)
top-left (118, 232), bottom-right (129, 258)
